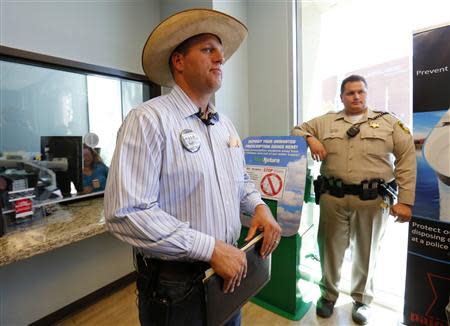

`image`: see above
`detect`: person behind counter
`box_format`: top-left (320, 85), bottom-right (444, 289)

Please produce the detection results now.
top-left (292, 75), bottom-right (416, 325)
top-left (80, 145), bottom-right (108, 194)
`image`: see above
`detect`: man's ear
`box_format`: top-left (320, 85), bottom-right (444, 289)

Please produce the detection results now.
top-left (171, 52), bottom-right (184, 73)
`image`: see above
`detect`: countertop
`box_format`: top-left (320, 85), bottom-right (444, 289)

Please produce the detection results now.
top-left (0, 197), bottom-right (107, 267)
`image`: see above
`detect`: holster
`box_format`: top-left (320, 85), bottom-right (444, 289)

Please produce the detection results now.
top-left (313, 175), bottom-right (327, 204)
top-left (378, 181), bottom-right (398, 205)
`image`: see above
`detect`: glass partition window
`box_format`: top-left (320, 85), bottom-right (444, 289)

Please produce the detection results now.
top-left (87, 75), bottom-right (122, 167)
top-left (0, 58), bottom-right (151, 222)
top-left (122, 79), bottom-right (145, 119)
top-left (0, 61), bottom-right (88, 153)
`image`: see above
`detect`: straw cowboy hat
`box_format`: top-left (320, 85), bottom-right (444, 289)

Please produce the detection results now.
top-left (141, 8), bottom-right (247, 87)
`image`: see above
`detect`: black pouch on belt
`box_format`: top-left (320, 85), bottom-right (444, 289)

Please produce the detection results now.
top-left (328, 177), bottom-right (345, 198)
top-left (359, 179), bottom-right (380, 200)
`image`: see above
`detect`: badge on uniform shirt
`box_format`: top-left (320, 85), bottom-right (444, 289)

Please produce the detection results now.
top-left (180, 129), bottom-right (201, 152)
top-left (369, 121), bottom-right (380, 128)
top-left (397, 121), bottom-right (411, 134)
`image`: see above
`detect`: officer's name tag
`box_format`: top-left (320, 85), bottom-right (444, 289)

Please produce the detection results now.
top-left (180, 129), bottom-right (201, 152)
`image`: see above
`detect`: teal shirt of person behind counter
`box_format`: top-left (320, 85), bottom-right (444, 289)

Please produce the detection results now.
top-left (83, 163), bottom-right (108, 192)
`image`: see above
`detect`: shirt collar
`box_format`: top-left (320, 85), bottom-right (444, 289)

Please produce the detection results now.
top-left (170, 85), bottom-right (220, 123)
top-left (335, 108), bottom-right (372, 123)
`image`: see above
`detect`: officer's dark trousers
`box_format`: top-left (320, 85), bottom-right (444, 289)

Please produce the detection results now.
top-left (136, 254), bottom-right (241, 326)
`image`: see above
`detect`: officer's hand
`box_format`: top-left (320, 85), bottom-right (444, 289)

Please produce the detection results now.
top-left (307, 136), bottom-right (327, 161)
top-left (210, 240), bottom-right (247, 293)
top-left (245, 204), bottom-right (282, 259)
top-left (390, 203), bottom-right (412, 223)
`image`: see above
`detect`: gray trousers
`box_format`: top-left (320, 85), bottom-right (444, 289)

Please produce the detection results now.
top-left (318, 193), bottom-right (389, 305)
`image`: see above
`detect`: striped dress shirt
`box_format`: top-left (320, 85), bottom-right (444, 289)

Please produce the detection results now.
top-left (104, 85), bottom-right (265, 262)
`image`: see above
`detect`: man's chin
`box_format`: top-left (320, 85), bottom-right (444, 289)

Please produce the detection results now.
top-left (209, 81), bottom-right (222, 92)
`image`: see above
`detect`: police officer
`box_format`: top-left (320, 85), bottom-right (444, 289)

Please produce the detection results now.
top-left (292, 75), bottom-right (416, 325)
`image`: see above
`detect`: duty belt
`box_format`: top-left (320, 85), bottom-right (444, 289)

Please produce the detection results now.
top-left (313, 176), bottom-right (397, 204)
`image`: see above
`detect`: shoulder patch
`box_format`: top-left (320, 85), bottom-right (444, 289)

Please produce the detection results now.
top-left (397, 120), bottom-right (411, 134)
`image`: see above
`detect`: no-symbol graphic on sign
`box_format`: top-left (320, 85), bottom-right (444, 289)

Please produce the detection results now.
top-left (260, 173), bottom-right (283, 197)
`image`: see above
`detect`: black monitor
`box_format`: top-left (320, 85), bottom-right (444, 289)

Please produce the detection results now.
top-left (40, 136), bottom-right (83, 197)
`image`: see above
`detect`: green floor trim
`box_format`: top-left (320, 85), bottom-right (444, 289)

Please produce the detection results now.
top-left (250, 296), bottom-right (312, 321)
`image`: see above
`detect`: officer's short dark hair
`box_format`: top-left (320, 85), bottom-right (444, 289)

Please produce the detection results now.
top-left (340, 75), bottom-right (368, 95)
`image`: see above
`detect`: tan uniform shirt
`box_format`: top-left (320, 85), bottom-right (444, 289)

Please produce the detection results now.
top-left (292, 108), bottom-right (416, 205)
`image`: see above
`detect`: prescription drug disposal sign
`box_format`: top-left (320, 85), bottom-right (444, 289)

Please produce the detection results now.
top-left (241, 136), bottom-right (307, 237)
top-left (404, 24), bottom-right (450, 326)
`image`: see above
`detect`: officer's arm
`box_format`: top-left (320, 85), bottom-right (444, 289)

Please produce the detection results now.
top-left (292, 121), bottom-right (327, 161)
top-left (391, 119), bottom-right (416, 222)
top-left (392, 120), bottom-right (416, 206)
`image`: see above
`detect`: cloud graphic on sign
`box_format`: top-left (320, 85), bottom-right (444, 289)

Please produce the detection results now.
top-left (277, 156), bottom-right (307, 212)
top-left (278, 206), bottom-right (301, 221)
top-left (276, 156), bottom-right (307, 236)
top-left (281, 190), bottom-right (301, 207)
top-left (284, 156), bottom-right (307, 193)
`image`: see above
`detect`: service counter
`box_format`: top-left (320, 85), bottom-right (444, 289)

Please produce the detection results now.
top-left (0, 197), bottom-right (106, 267)
top-left (0, 197), bottom-right (134, 325)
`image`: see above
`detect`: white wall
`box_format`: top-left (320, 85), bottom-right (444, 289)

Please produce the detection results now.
top-left (161, 0), bottom-right (212, 19)
top-left (213, 1), bottom-right (249, 137)
top-left (0, 1), bottom-right (160, 74)
top-left (247, 1), bottom-right (295, 136)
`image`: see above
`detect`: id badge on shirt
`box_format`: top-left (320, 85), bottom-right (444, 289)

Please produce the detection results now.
top-left (92, 178), bottom-right (100, 189)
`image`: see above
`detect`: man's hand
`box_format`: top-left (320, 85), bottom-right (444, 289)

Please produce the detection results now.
top-left (210, 240), bottom-right (247, 293)
top-left (307, 136), bottom-right (327, 161)
top-left (245, 204), bottom-right (282, 258)
top-left (390, 203), bottom-right (412, 223)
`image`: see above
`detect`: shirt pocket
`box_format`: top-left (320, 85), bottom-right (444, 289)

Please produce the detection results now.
top-left (360, 128), bottom-right (393, 156)
top-left (322, 132), bottom-right (344, 154)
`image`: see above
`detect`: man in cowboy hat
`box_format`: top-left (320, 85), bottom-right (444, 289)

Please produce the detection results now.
top-left (105, 8), bottom-right (281, 326)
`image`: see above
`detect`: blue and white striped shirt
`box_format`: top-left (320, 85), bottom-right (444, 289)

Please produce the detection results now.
top-left (104, 85), bottom-right (264, 262)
